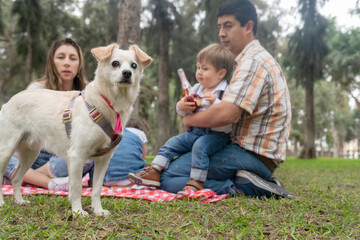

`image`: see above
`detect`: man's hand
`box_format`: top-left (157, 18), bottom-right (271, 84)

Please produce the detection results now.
top-left (183, 101), bottom-right (243, 130)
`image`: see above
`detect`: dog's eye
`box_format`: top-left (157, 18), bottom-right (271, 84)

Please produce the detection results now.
top-left (131, 63), bottom-right (137, 69)
top-left (112, 61), bottom-right (120, 68)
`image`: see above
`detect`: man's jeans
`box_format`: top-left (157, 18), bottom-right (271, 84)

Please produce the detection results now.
top-left (160, 143), bottom-right (273, 195)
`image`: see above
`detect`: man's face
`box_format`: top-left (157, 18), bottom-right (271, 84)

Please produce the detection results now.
top-left (218, 15), bottom-right (249, 56)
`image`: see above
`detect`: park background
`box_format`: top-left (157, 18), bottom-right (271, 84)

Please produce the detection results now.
top-left (0, 0), bottom-right (360, 159)
top-left (1, 1), bottom-right (360, 239)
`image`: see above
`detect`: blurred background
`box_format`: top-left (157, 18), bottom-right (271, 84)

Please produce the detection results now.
top-left (0, 0), bottom-right (359, 159)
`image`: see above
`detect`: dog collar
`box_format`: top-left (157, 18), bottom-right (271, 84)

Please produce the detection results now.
top-left (101, 95), bottom-right (122, 134)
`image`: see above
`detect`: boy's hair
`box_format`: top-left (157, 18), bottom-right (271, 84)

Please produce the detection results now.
top-left (197, 43), bottom-right (235, 81)
top-left (126, 116), bottom-right (150, 135)
top-left (217, 0), bottom-right (258, 36)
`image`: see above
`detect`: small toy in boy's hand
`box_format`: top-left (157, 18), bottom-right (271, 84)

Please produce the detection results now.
top-left (186, 93), bottom-right (202, 111)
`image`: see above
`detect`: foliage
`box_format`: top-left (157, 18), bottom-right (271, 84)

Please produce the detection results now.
top-left (325, 20), bottom-right (360, 109)
top-left (288, 0), bottom-right (328, 84)
top-left (1, 158), bottom-right (359, 239)
top-left (287, 0), bottom-right (329, 159)
top-left (0, 0), bottom-right (358, 154)
top-left (287, 78), bottom-right (305, 156)
top-left (75, 0), bottom-right (119, 81)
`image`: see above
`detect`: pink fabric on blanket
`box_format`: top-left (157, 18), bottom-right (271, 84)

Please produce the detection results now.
top-left (1, 185), bottom-right (228, 203)
top-left (2, 176), bottom-right (228, 203)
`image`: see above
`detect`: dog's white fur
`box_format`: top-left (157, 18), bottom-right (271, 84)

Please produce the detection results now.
top-left (0, 44), bottom-right (152, 216)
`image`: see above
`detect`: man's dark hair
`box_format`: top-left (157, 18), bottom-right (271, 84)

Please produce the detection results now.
top-left (217, 0), bottom-right (258, 36)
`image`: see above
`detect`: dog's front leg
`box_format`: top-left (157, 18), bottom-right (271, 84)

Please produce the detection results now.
top-left (91, 155), bottom-right (111, 216)
top-left (68, 154), bottom-right (88, 217)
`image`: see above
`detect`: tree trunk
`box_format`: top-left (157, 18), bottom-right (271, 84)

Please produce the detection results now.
top-left (332, 127), bottom-right (339, 157)
top-left (117, 0), bottom-right (141, 115)
top-left (294, 139), bottom-right (298, 157)
top-left (299, 79), bottom-right (316, 159)
top-left (117, 0), bottom-right (140, 49)
top-left (155, 5), bottom-right (171, 153)
top-left (25, 7), bottom-right (32, 85)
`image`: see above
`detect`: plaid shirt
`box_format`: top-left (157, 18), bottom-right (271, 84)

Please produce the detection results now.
top-left (223, 40), bottom-right (291, 163)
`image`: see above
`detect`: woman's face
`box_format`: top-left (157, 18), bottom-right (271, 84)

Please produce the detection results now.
top-left (53, 45), bottom-right (80, 87)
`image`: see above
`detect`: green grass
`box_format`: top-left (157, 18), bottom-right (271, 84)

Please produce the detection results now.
top-left (1, 157), bottom-right (359, 239)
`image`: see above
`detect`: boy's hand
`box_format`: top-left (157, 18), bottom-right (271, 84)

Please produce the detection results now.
top-left (203, 92), bottom-right (216, 105)
top-left (178, 96), bottom-right (196, 112)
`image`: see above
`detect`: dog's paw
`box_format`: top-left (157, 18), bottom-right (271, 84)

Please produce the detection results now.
top-left (94, 209), bottom-right (111, 217)
top-left (15, 199), bottom-right (30, 205)
top-left (72, 209), bottom-right (89, 218)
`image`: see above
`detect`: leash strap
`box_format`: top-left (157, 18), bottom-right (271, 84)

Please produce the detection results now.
top-left (62, 91), bottom-right (122, 157)
top-left (63, 93), bottom-right (80, 138)
top-left (101, 95), bottom-right (122, 134)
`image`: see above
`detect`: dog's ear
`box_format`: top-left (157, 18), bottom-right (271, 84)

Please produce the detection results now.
top-left (91, 43), bottom-right (118, 62)
top-left (129, 45), bottom-right (153, 68)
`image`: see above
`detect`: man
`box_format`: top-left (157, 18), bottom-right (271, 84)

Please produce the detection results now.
top-left (130, 0), bottom-right (294, 198)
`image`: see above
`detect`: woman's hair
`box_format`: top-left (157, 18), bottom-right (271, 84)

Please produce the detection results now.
top-left (126, 116), bottom-right (150, 136)
top-left (38, 37), bottom-right (87, 91)
top-left (197, 43), bottom-right (235, 81)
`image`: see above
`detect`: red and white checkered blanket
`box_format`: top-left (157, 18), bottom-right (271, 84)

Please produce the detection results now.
top-left (2, 177), bottom-right (228, 203)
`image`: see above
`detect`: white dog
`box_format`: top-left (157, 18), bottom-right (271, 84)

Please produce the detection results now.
top-left (0, 43), bottom-right (152, 216)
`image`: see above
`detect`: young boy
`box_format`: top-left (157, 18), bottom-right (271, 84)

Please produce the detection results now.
top-left (128, 43), bottom-right (235, 194)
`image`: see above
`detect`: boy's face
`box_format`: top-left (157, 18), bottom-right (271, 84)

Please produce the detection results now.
top-left (196, 60), bottom-right (225, 91)
top-left (218, 15), bottom-right (251, 56)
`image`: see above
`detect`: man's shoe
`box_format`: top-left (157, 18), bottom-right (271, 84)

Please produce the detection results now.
top-left (127, 165), bottom-right (161, 187)
top-left (270, 176), bottom-right (283, 187)
top-left (234, 170), bottom-right (296, 199)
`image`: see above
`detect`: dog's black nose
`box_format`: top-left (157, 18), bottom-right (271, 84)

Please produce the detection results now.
top-left (122, 70), bottom-right (132, 78)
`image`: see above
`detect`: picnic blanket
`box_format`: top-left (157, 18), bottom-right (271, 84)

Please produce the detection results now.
top-left (2, 177), bottom-right (228, 204)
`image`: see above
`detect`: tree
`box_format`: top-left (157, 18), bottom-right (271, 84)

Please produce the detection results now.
top-left (325, 22), bottom-right (360, 108)
top-left (154, 0), bottom-right (172, 151)
top-left (141, 0), bottom-right (194, 153)
top-left (117, 0), bottom-right (141, 114)
top-left (117, 0), bottom-right (140, 49)
top-left (198, 0), bottom-right (224, 44)
top-left (78, 0), bottom-right (119, 80)
top-left (12, 0), bottom-right (43, 85)
top-left (288, 0), bottom-right (328, 159)
top-left (287, 79), bottom-right (305, 156)
top-left (0, 0), bottom-right (4, 38)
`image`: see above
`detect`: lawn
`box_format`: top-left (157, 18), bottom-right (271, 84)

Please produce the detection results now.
top-left (1, 157), bottom-right (359, 239)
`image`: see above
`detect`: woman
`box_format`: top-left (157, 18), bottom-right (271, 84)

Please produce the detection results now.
top-left (3, 37), bottom-right (88, 190)
top-left (28, 37), bottom-right (87, 91)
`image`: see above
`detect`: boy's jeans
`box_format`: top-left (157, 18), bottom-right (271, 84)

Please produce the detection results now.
top-left (152, 127), bottom-right (229, 182)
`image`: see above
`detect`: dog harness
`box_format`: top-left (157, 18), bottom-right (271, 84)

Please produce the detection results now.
top-left (63, 91), bottom-right (122, 157)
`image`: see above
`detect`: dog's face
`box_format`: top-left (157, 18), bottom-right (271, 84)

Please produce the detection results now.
top-left (91, 44), bottom-right (152, 88)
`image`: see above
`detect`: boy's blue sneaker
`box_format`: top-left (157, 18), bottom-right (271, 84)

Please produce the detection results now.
top-left (233, 170), bottom-right (296, 199)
